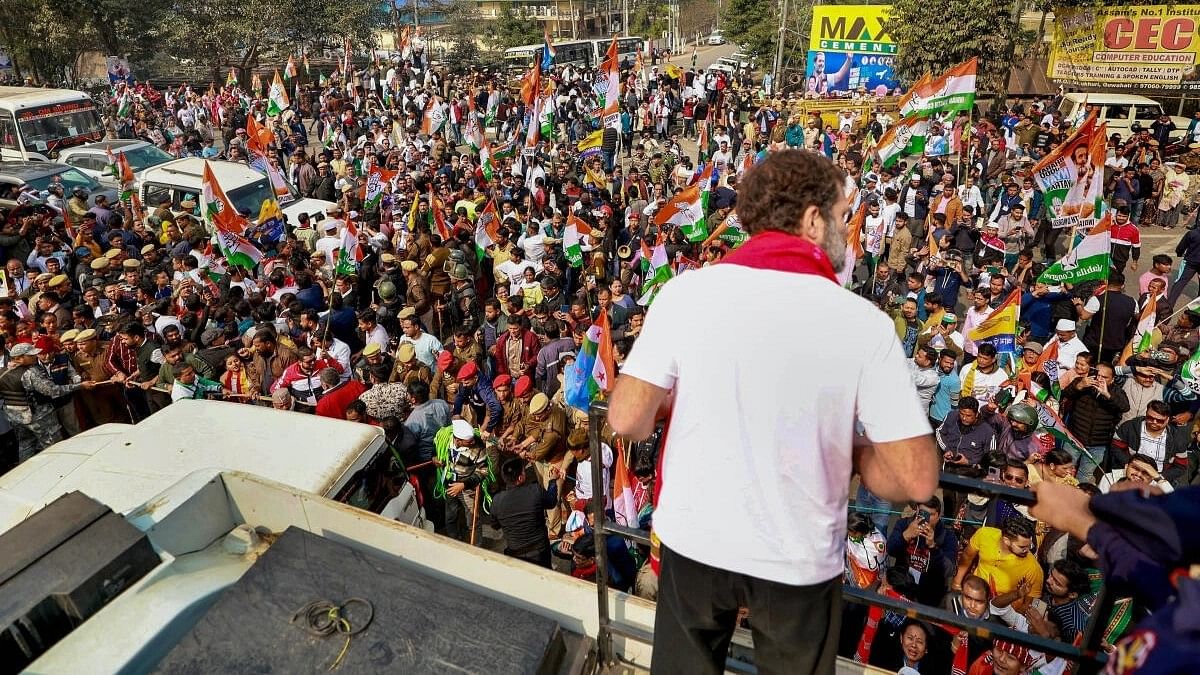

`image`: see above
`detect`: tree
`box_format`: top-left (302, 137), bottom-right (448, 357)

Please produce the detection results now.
top-left (719, 0), bottom-right (777, 62)
top-left (485, 6), bottom-right (543, 51)
top-left (156, 0), bottom-right (389, 82)
top-left (884, 0), bottom-right (1020, 94)
top-left (442, 0), bottom-right (484, 64)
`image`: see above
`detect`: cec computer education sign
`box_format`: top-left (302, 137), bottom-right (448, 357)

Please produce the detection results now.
top-left (1048, 5), bottom-right (1200, 91)
top-left (805, 5), bottom-right (899, 96)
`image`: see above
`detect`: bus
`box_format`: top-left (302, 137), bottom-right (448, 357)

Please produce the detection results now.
top-left (0, 86), bottom-right (104, 162)
top-left (504, 36), bottom-right (645, 72)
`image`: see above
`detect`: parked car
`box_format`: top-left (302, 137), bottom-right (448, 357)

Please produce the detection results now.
top-left (0, 160), bottom-right (117, 209)
top-left (707, 31), bottom-right (725, 46)
top-left (57, 140), bottom-right (174, 189)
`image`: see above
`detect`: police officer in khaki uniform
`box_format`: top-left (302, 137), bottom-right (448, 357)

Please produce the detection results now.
top-left (390, 343), bottom-right (432, 386)
top-left (69, 328), bottom-right (130, 427)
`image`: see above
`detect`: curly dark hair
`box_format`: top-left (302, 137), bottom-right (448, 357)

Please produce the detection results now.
top-left (735, 150), bottom-right (846, 236)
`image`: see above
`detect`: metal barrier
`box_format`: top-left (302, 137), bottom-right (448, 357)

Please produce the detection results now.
top-left (585, 400), bottom-right (1111, 673)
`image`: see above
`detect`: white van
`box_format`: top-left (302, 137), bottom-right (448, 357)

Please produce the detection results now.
top-left (139, 157), bottom-right (335, 225)
top-left (1057, 93), bottom-right (1188, 141)
top-left (0, 400), bottom-right (427, 534)
top-left (0, 86), bottom-right (104, 162)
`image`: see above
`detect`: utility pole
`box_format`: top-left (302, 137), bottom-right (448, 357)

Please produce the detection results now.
top-left (622, 0), bottom-right (628, 35)
top-left (413, 0), bottom-right (420, 28)
top-left (772, 0), bottom-right (788, 93)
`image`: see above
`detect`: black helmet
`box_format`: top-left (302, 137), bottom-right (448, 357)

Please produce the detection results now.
top-left (1006, 403), bottom-right (1038, 429)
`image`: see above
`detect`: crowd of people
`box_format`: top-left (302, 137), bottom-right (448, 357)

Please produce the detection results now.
top-left (2, 41), bottom-right (1200, 674)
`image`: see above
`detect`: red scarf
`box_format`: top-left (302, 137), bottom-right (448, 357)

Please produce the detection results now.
top-left (721, 230), bottom-right (838, 282)
top-left (937, 622), bottom-right (972, 675)
top-left (854, 586), bottom-right (905, 663)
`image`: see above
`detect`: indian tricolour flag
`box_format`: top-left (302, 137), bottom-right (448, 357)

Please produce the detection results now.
top-left (875, 115), bottom-right (928, 168)
top-left (266, 70), bottom-right (290, 116)
top-left (335, 219), bottom-right (363, 276)
top-left (564, 214), bottom-right (592, 267)
top-left (1038, 212), bottom-right (1111, 285)
top-left (474, 199), bottom-right (500, 261)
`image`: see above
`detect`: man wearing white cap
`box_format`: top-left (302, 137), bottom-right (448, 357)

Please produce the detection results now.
top-left (314, 219), bottom-right (343, 268)
top-left (1053, 319), bottom-right (1088, 372)
top-left (434, 418), bottom-right (490, 544)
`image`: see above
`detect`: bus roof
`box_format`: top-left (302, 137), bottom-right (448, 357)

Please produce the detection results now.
top-left (0, 86), bottom-right (93, 111)
top-left (0, 400), bottom-right (383, 533)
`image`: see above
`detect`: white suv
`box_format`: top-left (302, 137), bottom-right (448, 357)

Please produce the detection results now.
top-left (138, 158), bottom-right (335, 225)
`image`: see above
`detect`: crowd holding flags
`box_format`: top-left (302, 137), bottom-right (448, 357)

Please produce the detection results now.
top-left (865, 57), bottom-right (977, 174)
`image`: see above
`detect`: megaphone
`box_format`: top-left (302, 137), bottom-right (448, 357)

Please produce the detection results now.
top-left (617, 245), bottom-right (633, 261)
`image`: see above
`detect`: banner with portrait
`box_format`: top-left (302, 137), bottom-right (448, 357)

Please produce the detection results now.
top-left (806, 5), bottom-right (899, 96)
top-left (1031, 113), bottom-right (1108, 230)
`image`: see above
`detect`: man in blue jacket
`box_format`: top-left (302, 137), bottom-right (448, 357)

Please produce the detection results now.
top-left (886, 496), bottom-right (959, 606)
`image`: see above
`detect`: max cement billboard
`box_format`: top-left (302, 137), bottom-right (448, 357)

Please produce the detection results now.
top-left (805, 5), bottom-right (900, 96)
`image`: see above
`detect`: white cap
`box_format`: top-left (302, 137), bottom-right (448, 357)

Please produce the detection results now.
top-left (1056, 319), bottom-right (1076, 332)
top-left (451, 419), bottom-right (474, 441)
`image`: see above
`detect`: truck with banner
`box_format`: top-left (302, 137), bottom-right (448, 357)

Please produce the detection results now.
top-left (805, 4), bottom-right (900, 96)
top-left (1048, 4), bottom-right (1200, 91)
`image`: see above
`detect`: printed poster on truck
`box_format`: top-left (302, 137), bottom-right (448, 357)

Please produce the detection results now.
top-left (1048, 5), bottom-right (1200, 91)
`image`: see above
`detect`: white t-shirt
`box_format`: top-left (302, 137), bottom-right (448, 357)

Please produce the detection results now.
top-left (574, 442), bottom-right (613, 507)
top-left (620, 265), bottom-right (931, 585)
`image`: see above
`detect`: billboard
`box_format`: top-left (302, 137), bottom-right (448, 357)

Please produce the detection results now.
top-left (806, 5), bottom-right (899, 95)
top-left (1048, 5), bottom-right (1200, 91)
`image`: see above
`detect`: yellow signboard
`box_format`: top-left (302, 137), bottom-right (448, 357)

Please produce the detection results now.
top-left (1049, 5), bottom-right (1200, 91)
top-left (806, 5), bottom-right (898, 95)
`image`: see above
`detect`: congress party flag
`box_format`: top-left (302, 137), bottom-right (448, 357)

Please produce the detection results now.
top-left (335, 218), bottom-right (363, 276)
top-left (1038, 211), bottom-right (1111, 286)
top-left (898, 72), bottom-right (933, 117)
top-left (1119, 295), bottom-right (1159, 364)
top-left (362, 165), bottom-right (395, 210)
top-left (200, 161), bottom-right (261, 269)
top-left (638, 243), bottom-right (674, 306)
top-left (654, 182), bottom-right (709, 243)
top-left (873, 115), bottom-right (928, 168)
top-left (266, 70), bottom-right (290, 116)
top-left (564, 214), bottom-right (592, 267)
top-left (601, 36), bottom-right (621, 130)
top-left (473, 199), bottom-right (501, 261)
top-left (900, 58), bottom-right (977, 116)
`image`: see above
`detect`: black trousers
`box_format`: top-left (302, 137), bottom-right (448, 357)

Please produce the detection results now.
top-left (652, 545), bottom-right (841, 675)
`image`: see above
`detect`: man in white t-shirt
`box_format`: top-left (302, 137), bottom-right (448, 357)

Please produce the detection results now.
top-left (609, 150), bottom-right (938, 674)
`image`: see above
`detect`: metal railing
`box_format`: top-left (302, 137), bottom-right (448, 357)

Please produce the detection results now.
top-left (585, 400), bottom-right (1110, 673)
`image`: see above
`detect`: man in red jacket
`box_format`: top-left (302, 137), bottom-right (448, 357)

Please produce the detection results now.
top-left (314, 367), bottom-right (367, 420)
top-left (494, 315), bottom-right (539, 379)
